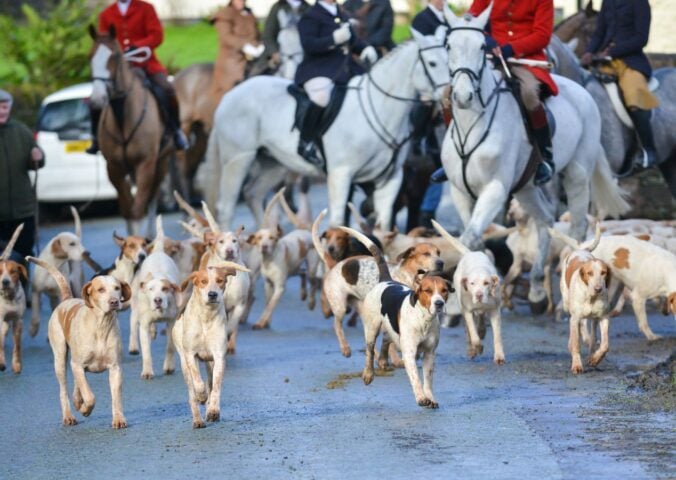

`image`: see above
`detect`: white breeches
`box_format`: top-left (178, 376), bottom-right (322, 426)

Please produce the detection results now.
top-left (304, 77), bottom-right (334, 108)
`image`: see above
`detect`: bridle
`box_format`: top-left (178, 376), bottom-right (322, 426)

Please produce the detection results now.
top-left (447, 26), bottom-right (511, 199)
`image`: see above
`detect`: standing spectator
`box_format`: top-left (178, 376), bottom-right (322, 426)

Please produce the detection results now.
top-left (0, 88), bottom-right (44, 262)
top-left (343, 0), bottom-right (395, 54)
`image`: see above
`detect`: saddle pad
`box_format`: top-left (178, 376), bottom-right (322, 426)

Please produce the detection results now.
top-left (603, 82), bottom-right (634, 128)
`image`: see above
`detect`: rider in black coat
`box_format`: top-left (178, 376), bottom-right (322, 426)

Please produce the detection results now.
top-left (343, 0), bottom-right (395, 53)
top-left (294, 0), bottom-right (377, 165)
top-left (582, 0), bottom-right (659, 168)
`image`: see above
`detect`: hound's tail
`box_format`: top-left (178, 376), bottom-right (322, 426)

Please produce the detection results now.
top-left (346, 202), bottom-right (372, 233)
top-left (210, 261), bottom-right (251, 274)
top-left (70, 206), bottom-right (82, 239)
top-left (431, 220), bottom-right (470, 256)
top-left (153, 215), bottom-right (167, 254)
top-left (311, 209), bottom-right (336, 269)
top-left (262, 188), bottom-right (285, 229)
top-left (173, 190), bottom-right (209, 228)
top-left (1, 223), bottom-right (24, 261)
top-left (26, 256), bottom-right (73, 302)
top-left (201, 200), bottom-right (222, 234)
top-left (338, 226), bottom-right (391, 282)
top-left (548, 222), bottom-right (602, 252)
top-left (591, 151), bottom-right (631, 219)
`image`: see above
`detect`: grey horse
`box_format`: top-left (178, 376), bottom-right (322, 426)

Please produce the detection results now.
top-left (548, 35), bottom-right (676, 198)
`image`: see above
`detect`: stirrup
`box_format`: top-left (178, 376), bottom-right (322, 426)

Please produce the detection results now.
top-left (533, 161), bottom-right (554, 186)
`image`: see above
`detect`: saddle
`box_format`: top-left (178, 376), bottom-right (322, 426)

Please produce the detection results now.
top-left (287, 83), bottom-right (347, 165)
top-left (591, 68), bottom-right (660, 129)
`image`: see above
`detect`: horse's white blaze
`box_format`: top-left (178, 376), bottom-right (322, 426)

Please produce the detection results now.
top-left (277, 9), bottom-right (302, 80)
top-left (90, 44), bottom-right (112, 107)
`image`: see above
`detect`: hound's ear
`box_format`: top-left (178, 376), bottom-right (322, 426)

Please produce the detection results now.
top-left (396, 247), bottom-right (415, 262)
top-left (108, 24), bottom-right (116, 39)
top-left (461, 277), bottom-right (468, 291)
top-left (82, 281), bottom-right (94, 308)
top-left (88, 24), bottom-right (98, 40)
top-left (320, 230), bottom-right (327, 239)
top-left (169, 282), bottom-right (180, 293)
top-left (235, 225), bottom-right (246, 236)
top-left (604, 267), bottom-right (612, 289)
top-left (409, 288), bottom-right (419, 307)
top-left (51, 238), bottom-right (68, 259)
top-left (120, 282), bottom-right (132, 303)
top-left (246, 234), bottom-right (257, 245)
top-left (113, 231), bottom-right (125, 247)
top-left (444, 278), bottom-right (455, 293)
top-left (180, 272), bottom-right (198, 292)
top-left (668, 292), bottom-right (676, 315)
top-left (144, 237), bottom-right (152, 246)
top-left (579, 267), bottom-right (590, 285)
top-left (17, 264), bottom-right (28, 281)
top-left (490, 275), bottom-right (500, 297)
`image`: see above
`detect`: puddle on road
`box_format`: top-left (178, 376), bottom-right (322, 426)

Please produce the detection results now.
top-left (326, 369), bottom-right (394, 390)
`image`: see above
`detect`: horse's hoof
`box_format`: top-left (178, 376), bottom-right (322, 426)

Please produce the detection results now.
top-left (529, 298), bottom-right (548, 315)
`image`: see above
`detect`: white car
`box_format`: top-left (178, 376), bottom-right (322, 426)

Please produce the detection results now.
top-left (33, 83), bottom-right (118, 203)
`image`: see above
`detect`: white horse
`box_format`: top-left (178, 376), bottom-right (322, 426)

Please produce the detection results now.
top-left (276, 9), bottom-right (303, 81)
top-left (440, 7), bottom-right (629, 311)
top-left (205, 28), bottom-right (450, 228)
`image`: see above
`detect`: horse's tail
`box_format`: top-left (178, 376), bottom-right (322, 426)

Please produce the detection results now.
top-left (338, 226), bottom-right (391, 283)
top-left (203, 130), bottom-right (222, 214)
top-left (591, 151), bottom-right (631, 219)
top-left (311, 209), bottom-right (336, 269)
top-left (26, 256), bottom-right (73, 302)
top-left (431, 220), bottom-right (471, 256)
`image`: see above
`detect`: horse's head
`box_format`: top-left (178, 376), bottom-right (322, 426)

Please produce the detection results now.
top-left (88, 24), bottom-right (123, 108)
top-left (554, 1), bottom-right (598, 57)
top-left (444, 4), bottom-right (492, 109)
top-left (409, 26), bottom-right (450, 101)
top-left (277, 13), bottom-right (302, 80)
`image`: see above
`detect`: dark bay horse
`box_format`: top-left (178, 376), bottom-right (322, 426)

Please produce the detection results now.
top-left (88, 25), bottom-right (172, 234)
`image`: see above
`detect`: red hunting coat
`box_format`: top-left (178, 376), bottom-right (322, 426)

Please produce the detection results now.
top-left (99, 0), bottom-right (166, 75)
top-left (469, 0), bottom-right (558, 95)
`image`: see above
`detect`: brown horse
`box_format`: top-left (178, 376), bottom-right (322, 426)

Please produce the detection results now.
top-left (173, 4), bottom-right (260, 196)
top-left (88, 25), bottom-right (172, 234)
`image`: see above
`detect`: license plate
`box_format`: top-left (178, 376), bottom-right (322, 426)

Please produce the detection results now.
top-left (64, 140), bottom-right (92, 153)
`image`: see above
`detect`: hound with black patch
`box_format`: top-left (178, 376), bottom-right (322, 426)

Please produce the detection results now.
top-left (341, 227), bottom-right (450, 408)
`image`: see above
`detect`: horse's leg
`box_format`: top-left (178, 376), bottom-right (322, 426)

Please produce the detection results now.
top-left (515, 188), bottom-right (555, 314)
top-left (459, 180), bottom-right (507, 250)
top-left (106, 161), bottom-right (135, 233)
top-left (450, 184), bottom-right (473, 229)
top-left (216, 151), bottom-right (257, 228)
top-left (326, 167), bottom-right (354, 227)
top-left (372, 168), bottom-right (404, 231)
top-left (144, 152), bottom-right (170, 237)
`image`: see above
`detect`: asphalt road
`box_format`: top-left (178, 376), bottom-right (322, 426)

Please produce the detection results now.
top-left (1, 190), bottom-right (674, 480)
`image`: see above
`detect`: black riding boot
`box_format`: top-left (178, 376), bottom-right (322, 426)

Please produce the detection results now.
top-left (86, 107), bottom-right (102, 154)
top-left (167, 95), bottom-right (189, 151)
top-left (629, 108), bottom-right (657, 168)
top-left (297, 102), bottom-right (325, 167)
top-left (530, 104), bottom-right (555, 186)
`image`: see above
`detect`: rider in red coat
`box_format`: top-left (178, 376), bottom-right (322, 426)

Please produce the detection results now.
top-left (469, 0), bottom-right (557, 185)
top-left (87, 0), bottom-right (188, 153)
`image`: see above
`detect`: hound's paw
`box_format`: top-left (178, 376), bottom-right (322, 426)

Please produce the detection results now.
top-left (362, 368), bottom-right (374, 385)
top-left (424, 399), bottom-right (439, 409)
top-left (29, 324), bottom-right (39, 338)
top-left (467, 344), bottom-right (483, 359)
top-left (163, 368), bottom-right (175, 375)
top-left (141, 372), bottom-right (154, 380)
top-left (12, 361), bottom-right (21, 374)
top-left (494, 356), bottom-right (505, 365)
top-left (111, 417), bottom-right (128, 429)
top-left (227, 346), bottom-right (236, 355)
top-left (206, 409), bottom-right (220, 422)
top-left (308, 298), bottom-right (316, 311)
top-left (647, 334), bottom-right (663, 343)
top-left (73, 391), bottom-right (83, 411)
top-left (251, 321), bottom-right (269, 330)
top-left (128, 349), bottom-right (140, 356)
top-left (0, 363), bottom-right (5, 372)
top-left (193, 419), bottom-right (206, 429)
top-left (609, 309), bottom-right (621, 318)
top-left (571, 363), bottom-right (584, 374)
top-left (80, 401), bottom-right (95, 417)
top-left (416, 397), bottom-right (432, 408)
top-left (341, 346), bottom-right (352, 358)
top-left (63, 415), bottom-right (78, 426)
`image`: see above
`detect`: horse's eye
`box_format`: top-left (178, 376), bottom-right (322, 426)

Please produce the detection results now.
top-left (429, 61), bottom-right (437, 68)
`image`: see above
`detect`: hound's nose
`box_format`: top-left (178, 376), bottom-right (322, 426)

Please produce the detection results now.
top-left (475, 292), bottom-right (484, 302)
top-left (207, 291), bottom-right (218, 301)
top-left (434, 299), bottom-right (445, 309)
top-left (225, 249), bottom-right (234, 257)
top-left (154, 297), bottom-right (163, 306)
top-left (109, 299), bottom-right (120, 309)
top-left (1, 278), bottom-right (10, 287)
top-left (435, 260), bottom-right (444, 271)
top-left (594, 285), bottom-right (604, 294)
top-left (138, 253), bottom-right (146, 261)
top-left (327, 245), bottom-right (335, 253)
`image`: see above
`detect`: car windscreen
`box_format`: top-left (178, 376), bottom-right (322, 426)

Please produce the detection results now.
top-left (37, 98), bottom-right (90, 141)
